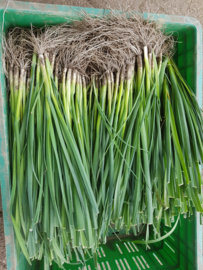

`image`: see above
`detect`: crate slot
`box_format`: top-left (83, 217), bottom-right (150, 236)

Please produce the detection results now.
top-left (106, 261), bottom-right (111, 270)
top-left (136, 256), bottom-right (145, 269)
top-left (116, 244), bottom-right (123, 254)
top-left (127, 242), bottom-right (135, 252)
top-left (115, 260), bottom-right (122, 270)
top-left (132, 257), bottom-right (141, 270)
top-left (100, 247), bottom-right (106, 257)
top-left (97, 249), bottom-right (102, 258)
top-left (142, 239), bottom-right (151, 249)
top-left (124, 242), bottom-right (131, 253)
top-left (119, 259), bottom-right (126, 270)
top-left (132, 243), bottom-right (139, 252)
top-left (152, 253), bottom-right (163, 266)
top-left (165, 242), bottom-right (175, 253)
top-left (141, 256), bottom-right (150, 268)
top-left (124, 258), bottom-right (131, 270)
top-left (101, 262), bottom-right (107, 270)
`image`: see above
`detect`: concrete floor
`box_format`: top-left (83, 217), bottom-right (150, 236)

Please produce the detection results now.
top-left (0, 0), bottom-right (203, 269)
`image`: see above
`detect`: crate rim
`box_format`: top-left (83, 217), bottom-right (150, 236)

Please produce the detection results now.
top-left (0, 1), bottom-right (202, 270)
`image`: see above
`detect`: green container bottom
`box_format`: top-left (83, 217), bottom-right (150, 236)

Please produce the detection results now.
top-left (26, 214), bottom-right (198, 270)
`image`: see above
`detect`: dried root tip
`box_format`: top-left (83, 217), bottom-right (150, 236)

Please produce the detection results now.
top-left (115, 71), bottom-right (120, 87)
top-left (51, 53), bottom-right (56, 71)
top-left (93, 75), bottom-right (99, 88)
top-left (77, 72), bottom-right (82, 86)
top-left (79, 74), bottom-right (82, 86)
top-left (72, 70), bottom-right (77, 84)
top-left (75, 70), bottom-right (78, 85)
top-left (23, 71), bottom-right (27, 86)
top-left (26, 65), bottom-right (31, 88)
top-left (27, 69), bottom-right (30, 82)
top-left (26, 69), bottom-right (31, 88)
top-left (44, 52), bottom-right (49, 60)
top-left (19, 69), bottom-right (25, 90)
top-left (20, 68), bottom-right (25, 79)
top-left (9, 64), bottom-right (13, 75)
top-left (143, 46), bottom-right (148, 59)
top-left (62, 68), bottom-right (67, 83)
top-left (106, 70), bottom-right (111, 83)
top-left (148, 52), bottom-right (152, 71)
top-left (55, 60), bottom-right (59, 79)
top-left (39, 54), bottom-right (45, 66)
top-left (126, 58), bottom-right (135, 80)
top-left (9, 64), bottom-right (14, 91)
top-left (120, 66), bottom-right (125, 83)
top-left (48, 52), bottom-right (52, 64)
top-left (134, 56), bottom-right (137, 72)
top-left (137, 55), bottom-right (143, 70)
top-left (102, 74), bottom-right (107, 86)
top-left (126, 56), bottom-right (135, 66)
top-left (158, 52), bottom-right (162, 68)
top-left (67, 69), bottom-right (72, 82)
top-left (14, 66), bottom-right (19, 92)
top-left (110, 72), bottom-right (114, 84)
top-left (82, 75), bottom-right (86, 89)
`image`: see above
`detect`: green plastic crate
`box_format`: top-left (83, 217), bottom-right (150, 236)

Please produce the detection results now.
top-left (0, 1), bottom-right (202, 270)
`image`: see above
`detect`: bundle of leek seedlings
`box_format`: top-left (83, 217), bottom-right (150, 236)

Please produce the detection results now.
top-left (3, 11), bottom-right (203, 269)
